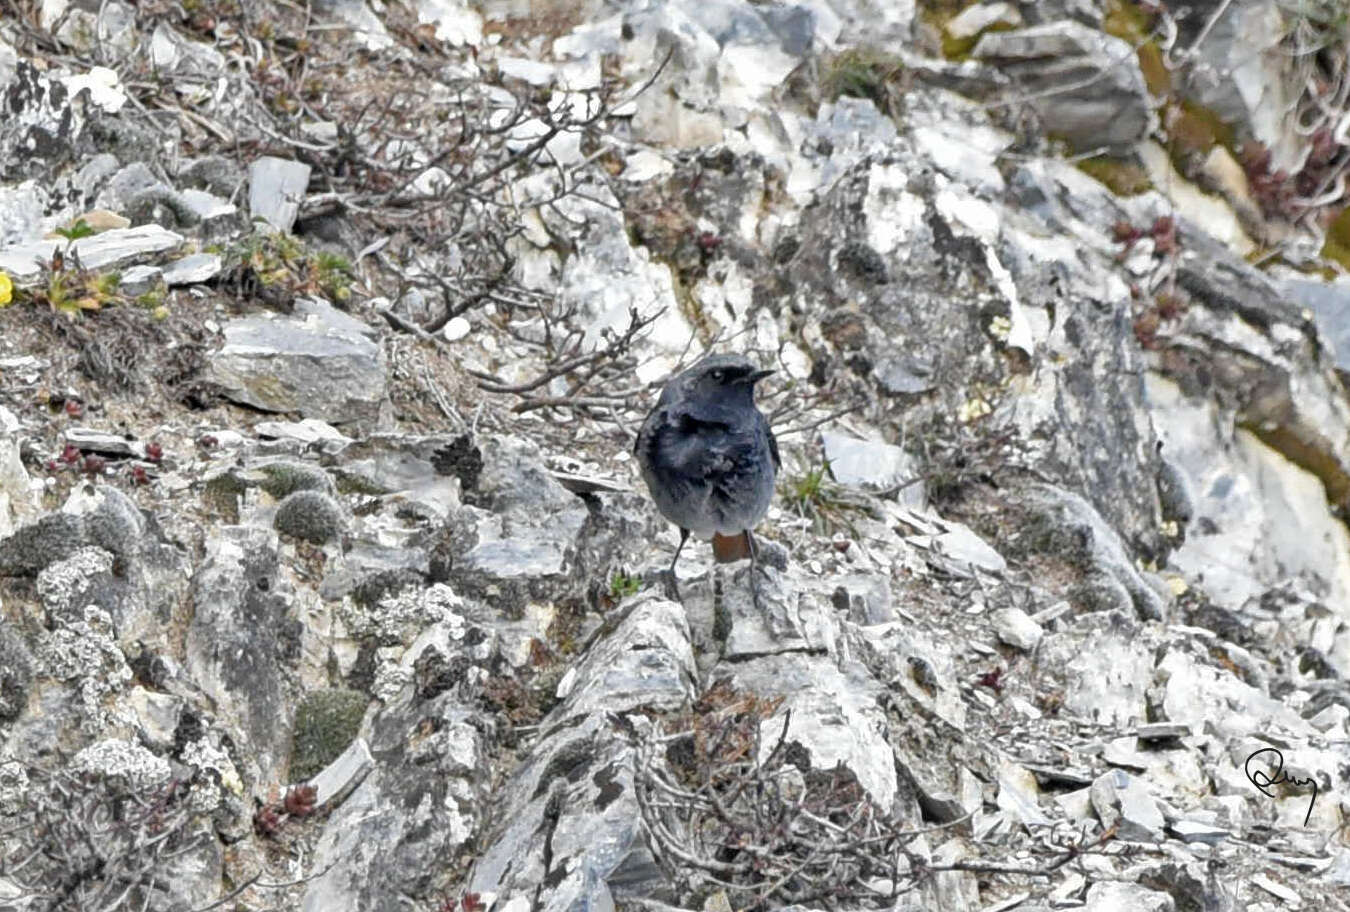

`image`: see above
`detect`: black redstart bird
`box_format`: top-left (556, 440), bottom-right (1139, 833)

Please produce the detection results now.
top-left (635, 353), bottom-right (779, 603)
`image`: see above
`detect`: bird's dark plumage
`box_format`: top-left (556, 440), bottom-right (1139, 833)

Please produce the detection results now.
top-left (635, 354), bottom-right (778, 599)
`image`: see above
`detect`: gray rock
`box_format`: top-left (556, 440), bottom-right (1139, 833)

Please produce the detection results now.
top-left (972, 21), bottom-right (1154, 150)
top-left (178, 188), bottom-right (240, 239)
top-left (302, 602), bottom-right (498, 910)
top-left (448, 435), bottom-right (592, 605)
top-left (1180, 0), bottom-right (1303, 173)
top-left (465, 597), bottom-right (694, 910)
top-left (178, 156), bottom-right (244, 197)
top-left (1168, 818), bottom-right (1229, 845)
top-left (1040, 613), bottom-right (1153, 727)
top-left (821, 431), bottom-right (915, 491)
top-left (117, 264), bottom-right (163, 296)
top-left (249, 156), bottom-right (312, 233)
top-left (160, 252), bottom-right (222, 285)
top-left (0, 224), bottom-right (184, 282)
top-left (990, 607), bottom-right (1043, 651)
top-left (875, 353), bottom-right (937, 395)
top-left (0, 61), bottom-right (94, 184)
top-left (63, 427), bottom-right (141, 458)
top-left (829, 573), bottom-right (895, 625)
top-left (311, 0), bottom-right (394, 50)
top-left (274, 490), bottom-right (347, 544)
top-left (73, 153), bottom-right (121, 206)
top-left (1282, 276), bottom-right (1350, 374)
top-left (209, 305), bottom-right (386, 423)
top-left (94, 161), bottom-right (167, 215)
top-left (0, 623), bottom-right (35, 721)
top-left (148, 20), bottom-right (225, 74)
top-left (1091, 768), bottom-right (1164, 842)
top-left (1136, 722), bottom-right (1190, 741)
top-left (125, 686), bottom-right (183, 750)
top-left (254, 419), bottom-right (353, 448)
top-left (184, 525), bottom-right (293, 784)
top-left (947, 1), bottom-right (1022, 39)
top-left (0, 513), bottom-right (89, 576)
top-left (996, 760), bottom-right (1051, 827)
top-left (0, 181), bottom-right (46, 247)
top-left (1083, 881), bottom-right (1175, 912)
top-left (65, 484), bottom-right (145, 560)
top-left (1011, 486), bottom-right (1167, 621)
top-left (307, 736), bottom-right (374, 808)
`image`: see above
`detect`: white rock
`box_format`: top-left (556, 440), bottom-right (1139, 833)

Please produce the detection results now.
top-left (248, 157), bottom-right (312, 233)
top-left (497, 57), bottom-right (556, 86)
top-left (946, 1), bottom-right (1022, 39)
top-left (61, 65), bottom-right (126, 113)
top-left (821, 431), bottom-right (911, 490)
top-left (443, 316), bottom-right (471, 342)
top-left (990, 607), bottom-right (1043, 651)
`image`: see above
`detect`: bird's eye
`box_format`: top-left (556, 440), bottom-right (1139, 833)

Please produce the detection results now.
top-left (710, 369), bottom-right (725, 382)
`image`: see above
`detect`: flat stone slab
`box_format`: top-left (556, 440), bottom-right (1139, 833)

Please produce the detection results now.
top-left (0, 225), bottom-right (184, 282)
top-left (249, 156), bottom-right (311, 233)
top-left (161, 252), bottom-right (222, 285)
top-left (209, 305), bottom-right (385, 423)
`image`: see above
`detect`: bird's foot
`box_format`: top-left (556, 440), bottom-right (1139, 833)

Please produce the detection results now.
top-left (658, 568), bottom-right (683, 603)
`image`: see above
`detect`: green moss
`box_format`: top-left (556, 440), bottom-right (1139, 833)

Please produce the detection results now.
top-left (254, 461), bottom-right (334, 499)
top-left (1320, 207), bottom-right (1350, 271)
top-left (821, 47), bottom-right (905, 106)
top-left (1164, 99), bottom-right (1237, 172)
top-left (332, 471), bottom-right (392, 497)
top-left (290, 688), bottom-right (369, 783)
top-left (202, 473), bottom-right (246, 524)
top-left (1102, 0), bottom-right (1150, 42)
top-left (609, 572), bottom-right (642, 599)
top-left (1135, 42), bottom-right (1171, 97)
top-left (1075, 155), bottom-right (1154, 195)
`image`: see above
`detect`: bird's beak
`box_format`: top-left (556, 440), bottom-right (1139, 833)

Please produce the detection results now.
top-left (748, 368), bottom-right (775, 383)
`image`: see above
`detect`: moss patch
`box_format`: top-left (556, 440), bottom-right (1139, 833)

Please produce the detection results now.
top-left (1164, 99), bottom-right (1237, 173)
top-left (1320, 207), bottom-right (1350, 272)
top-left (290, 688), bottom-right (369, 783)
top-left (820, 46), bottom-right (905, 106)
top-left (1101, 0), bottom-right (1170, 96)
top-left (1075, 155), bottom-right (1154, 196)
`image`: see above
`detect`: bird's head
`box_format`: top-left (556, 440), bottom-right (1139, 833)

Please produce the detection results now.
top-left (678, 353), bottom-right (774, 407)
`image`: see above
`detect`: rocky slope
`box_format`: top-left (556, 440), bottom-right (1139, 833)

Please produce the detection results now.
top-left (0, 1), bottom-right (1348, 910)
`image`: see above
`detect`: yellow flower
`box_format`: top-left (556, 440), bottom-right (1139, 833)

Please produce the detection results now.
top-left (0, 271), bottom-right (11, 306)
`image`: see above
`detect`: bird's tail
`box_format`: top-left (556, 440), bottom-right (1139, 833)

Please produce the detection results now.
top-left (712, 531), bottom-right (751, 563)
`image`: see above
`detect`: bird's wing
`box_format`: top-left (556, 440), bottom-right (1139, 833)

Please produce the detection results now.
top-left (651, 410), bottom-right (745, 478)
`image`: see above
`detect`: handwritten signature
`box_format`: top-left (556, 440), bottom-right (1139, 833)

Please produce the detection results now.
top-left (1244, 747), bottom-right (1319, 826)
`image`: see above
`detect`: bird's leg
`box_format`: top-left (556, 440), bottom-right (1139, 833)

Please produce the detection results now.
top-left (746, 529), bottom-right (761, 611)
top-left (664, 527), bottom-right (690, 601)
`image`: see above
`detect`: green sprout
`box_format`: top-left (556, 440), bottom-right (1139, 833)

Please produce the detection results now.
top-left (609, 572), bottom-right (642, 600)
top-left (53, 220), bottom-right (96, 241)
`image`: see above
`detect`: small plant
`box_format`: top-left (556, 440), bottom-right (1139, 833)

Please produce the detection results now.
top-left (0, 270), bottom-right (11, 307)
top-left (11, 250), bottom-right (126, 317)
top-left (53, 219), bottom-right (97, 241)
top-left (609, 571), bottom-right (642, 599)
top-left (789, 461), bottom-right (868, 536)
top-left (219, 229), bottom-right (357, 307)
top-left (820, 47), bottom-right (905, 109)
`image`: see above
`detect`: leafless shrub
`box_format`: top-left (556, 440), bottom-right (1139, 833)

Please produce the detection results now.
top-left (632, 683), bottom-right (913, 909)
top-left (0, 758), bottom-right (205, 912)
top-left (466, 301), bottom-right (658, 421)
top-left (632, 683), bottom-right (1129, 910)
